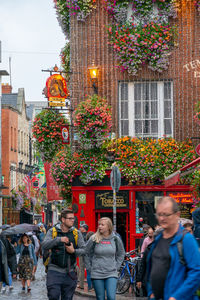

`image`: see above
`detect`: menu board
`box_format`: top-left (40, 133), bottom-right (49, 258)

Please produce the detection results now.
top-left (179, 203), bottom-right (192, 219)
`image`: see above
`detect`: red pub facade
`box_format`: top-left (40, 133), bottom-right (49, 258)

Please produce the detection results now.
top-left (72, 172), bottom-right (193, 250)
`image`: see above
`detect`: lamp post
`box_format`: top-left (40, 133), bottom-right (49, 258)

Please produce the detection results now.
top-left (88, 62), bottom-right (99, 94)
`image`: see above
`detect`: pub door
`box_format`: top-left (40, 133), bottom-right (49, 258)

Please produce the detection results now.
top-left (95, 211), bottom-right (129, 249)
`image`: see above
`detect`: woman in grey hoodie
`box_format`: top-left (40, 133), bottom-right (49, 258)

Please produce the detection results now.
top-left (85, 217), bottom-right (125, 300)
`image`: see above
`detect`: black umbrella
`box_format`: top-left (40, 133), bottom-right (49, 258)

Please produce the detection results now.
top-left (0, 224), bottom-right (11, 230)
top-left (1, 223), bottom-right (39, 235)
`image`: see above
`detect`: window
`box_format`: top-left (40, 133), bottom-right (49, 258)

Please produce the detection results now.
top-left (10, 163), bottom-right (16, 190)
top-left (119, 81), bottom-right (173, 138)
top-left (11, 127), bottom-right (13, 149)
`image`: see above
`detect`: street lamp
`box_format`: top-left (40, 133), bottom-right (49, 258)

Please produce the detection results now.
top-left (88, 62), bottom-right (99, 94)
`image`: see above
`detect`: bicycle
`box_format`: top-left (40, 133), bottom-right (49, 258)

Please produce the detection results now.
top-left (116, 249), bottom-right (142, 296)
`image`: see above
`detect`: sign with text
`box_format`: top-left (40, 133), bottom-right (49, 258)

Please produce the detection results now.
top-left (95, 191), bottom-right (129, 209)
top-left (46, 74), bottom-right (69, 107)
top-left (167, 192), bottom-right (193, 204)
top-left (61, 125), bottom-right (70, 144)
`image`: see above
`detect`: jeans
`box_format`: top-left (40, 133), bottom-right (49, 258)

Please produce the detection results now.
top-left (86, 270), bottom-right (92, 290)
top-left (92, 277), bottom-right (117, 300)
top-left (3, 267), bottom-right (12, 287)
top-left (47, 270), bottom-right (77, 300)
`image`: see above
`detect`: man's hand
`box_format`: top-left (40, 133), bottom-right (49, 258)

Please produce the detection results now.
top-left (169, 298), bottom-right (176, 300)
top-left (65, 243), bottom-right (75, 254)
top-left (136, 282), bottom-right (142, 289)
top-left (61, 236), bottom-right (70, 244)
top-left (150, 294), bottom-right (155, 299)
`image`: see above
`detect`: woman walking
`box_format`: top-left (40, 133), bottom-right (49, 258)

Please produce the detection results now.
top-left (85, 217), bottom-right (125, 300)
top-left (17, 233), bottom-right (37, 293)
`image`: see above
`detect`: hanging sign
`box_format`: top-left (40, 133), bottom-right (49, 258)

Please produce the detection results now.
top-left (61, 125), bottom-right (70, 144)
top-left (46, 74), bottom-right (69, 107)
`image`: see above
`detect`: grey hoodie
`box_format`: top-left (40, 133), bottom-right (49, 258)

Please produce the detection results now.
top-left (85, 232), bottom-right (125, 279)
top-left (42, 224), bottom-right (85, 273)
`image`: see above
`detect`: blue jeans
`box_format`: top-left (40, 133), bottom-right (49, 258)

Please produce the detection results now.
top-left (92, 277), bottom-right (117, 300)
top-left (86, 270), bottom-right (93, 289)
top-left (3, 267), bottom-right (12, 287)
top-left (46, 270), bottom-right (77, 300)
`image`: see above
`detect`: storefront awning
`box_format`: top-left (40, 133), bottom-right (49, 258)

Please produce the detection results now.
top-left (165, 157), bottom-right (200, 187)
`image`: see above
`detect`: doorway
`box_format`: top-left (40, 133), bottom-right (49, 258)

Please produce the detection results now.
top-left (95, 211), bottom-right (128, 249)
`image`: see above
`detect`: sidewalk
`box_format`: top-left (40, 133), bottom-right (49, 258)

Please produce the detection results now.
top-left (75, 282), bottom-right (147, 299)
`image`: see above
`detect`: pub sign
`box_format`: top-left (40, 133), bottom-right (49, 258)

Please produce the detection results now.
top-left (46, 74), bottom-right (69, 107)
top-left (95, 191), bottom-right (129, 209)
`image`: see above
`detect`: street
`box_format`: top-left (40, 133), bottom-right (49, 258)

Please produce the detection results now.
top-left (0, 258), bottom-right (90, 300)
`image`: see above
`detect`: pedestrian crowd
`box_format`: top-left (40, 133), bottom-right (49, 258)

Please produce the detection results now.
top-left (1, 197), bottom-right (200, 300)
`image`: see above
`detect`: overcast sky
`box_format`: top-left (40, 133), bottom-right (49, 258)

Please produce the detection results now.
top-left (0, 0), bottom-right (66, 101)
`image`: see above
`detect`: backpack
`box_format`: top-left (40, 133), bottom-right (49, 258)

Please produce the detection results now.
top-left (43, 226), bottom-right (78, 270)
top-left (176, 229), bottom-right (188, 266)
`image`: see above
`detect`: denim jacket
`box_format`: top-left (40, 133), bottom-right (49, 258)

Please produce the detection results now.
top-left (18, 244), bottom-right (37, 266)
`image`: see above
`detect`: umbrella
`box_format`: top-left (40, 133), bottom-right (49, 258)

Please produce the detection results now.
top-left (1, 223), bottom-right (39, 235)
top-left (178, 218), bottom-right (193, 226)
top-left (0, 224), bottom-right (11, 230)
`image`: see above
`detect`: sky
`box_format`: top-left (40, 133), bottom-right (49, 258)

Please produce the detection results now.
top-left (0, 0), bottom-right (66, 102)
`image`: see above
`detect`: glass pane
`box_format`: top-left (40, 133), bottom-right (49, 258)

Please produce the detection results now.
top-left (150, 83), bottom-right (157, 100)
top-left (151, 120), bottom-right (158, 134)
top-left (151, 101), bottom-right (158, 118)
top-left (121, 83), bottom-right (128, 101)
top-left (143, 83), bottom-right (149, 100)
top-left (164, 101), bottom-right (171, 118)
top-left (143, 120), bottom-right (150, 134)
top-left (164, 82), bottom-right (171, 100)
top-left (121, 102), bottom-right (128, 119)
top-left (135, 121), bottom-right (142, 134)
top-left (135, 102), bottom-right (141, 119)
top-left (121, 120), bottom-right (129, 136)
top-left (164, 119), bottom-right (172, 135)
top-left (143, 102), bottom-right (150, 119)
top-left (134, 83), bottom-right (142, 101)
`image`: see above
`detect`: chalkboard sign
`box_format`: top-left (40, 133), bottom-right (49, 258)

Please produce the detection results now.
top-left (179, 204), bottom-right (192, 219)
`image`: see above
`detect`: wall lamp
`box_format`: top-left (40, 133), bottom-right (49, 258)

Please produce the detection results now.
top-left (88, 62), bottom-right (99, 94)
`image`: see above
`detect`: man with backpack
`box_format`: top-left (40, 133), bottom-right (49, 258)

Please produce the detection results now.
top-left (146, 196), bottom-right (200, 300)
top-left (42, 209), bottom-right (85, 300)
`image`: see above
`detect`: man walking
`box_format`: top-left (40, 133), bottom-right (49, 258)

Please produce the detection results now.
top-left (77, 224), bottom-right (88, 289)
top-left (146, 196), bottom-right (200, 300)
top-left (42, 209), bottom-right (85, 300)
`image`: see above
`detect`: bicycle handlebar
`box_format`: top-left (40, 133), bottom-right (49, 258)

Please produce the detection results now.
top-left (125, 248), bottom-right (141, 257)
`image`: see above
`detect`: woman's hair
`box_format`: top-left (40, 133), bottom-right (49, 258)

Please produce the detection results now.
top-left (93, 217), bottom-right (113, 243)
top-left (18, 234), bottom-right (31, 245)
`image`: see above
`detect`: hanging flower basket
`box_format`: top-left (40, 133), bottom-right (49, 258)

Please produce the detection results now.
top-left (73, 94), bottom-right (112, 150)
top-left (32, 109), bottom-right (69, 162)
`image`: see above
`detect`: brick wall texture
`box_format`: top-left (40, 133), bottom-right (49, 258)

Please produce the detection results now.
top-left (69, 0), bottom-right (200, 142)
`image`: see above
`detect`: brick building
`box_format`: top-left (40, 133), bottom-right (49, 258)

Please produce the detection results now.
top-left (1, 84), bottom-right (30, 224)
top-left (56, 0), bottom-right (200, 142)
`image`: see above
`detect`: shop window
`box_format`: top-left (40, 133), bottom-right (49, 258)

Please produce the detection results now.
top-left (135, 191), bottom-right (163, 233)
top-left (119, 81), bottom-right (173, 138)
top-left (166, 191), bottom-right (193, 219)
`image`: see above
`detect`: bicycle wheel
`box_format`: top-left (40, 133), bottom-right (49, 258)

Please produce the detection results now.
top-left (116, 267), bottom-right (131, 294)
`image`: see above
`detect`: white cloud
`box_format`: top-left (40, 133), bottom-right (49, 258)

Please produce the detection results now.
top-left (0, 0), bottom-right (66, 101)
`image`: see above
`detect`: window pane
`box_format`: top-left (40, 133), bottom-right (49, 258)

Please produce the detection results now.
top-left (143, 120), bottom-right (150, 134)
top-left (143, 102), bottom-right (150, 119)
top-left (164, 119), bottom-right (172, 135)
top-left (151, 120), bottom-right (158, 134)
top-left (143, 83), bottom-right (149, 100)
top-left (164, 101), bottom-right (171, 118)
top-left (134, 83), bottom-right (142, 100)
top-left (121, 120), bottom-right (129, 136)
top-left (135, 121), bottom-right (142, 134)
top-left (151, 101), bottom-right (158, 118)
top-left (135, 102), bottom-right (141, 119)
top-left (164, 82), bottom-right (171, 100)
top-left (121, 102), bottom-right (128, 119)
top-left (121, 83), bottom-right (128, 101)
top-left (150, 83), bottom-right (157, 100)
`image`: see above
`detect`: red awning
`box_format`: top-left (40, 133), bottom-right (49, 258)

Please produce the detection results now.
top-left (165, 157), bottom-right (200, 187)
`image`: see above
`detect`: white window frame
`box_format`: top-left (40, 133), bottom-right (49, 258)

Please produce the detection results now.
top-left (119, 81), bottom-right (173, 139)
top-left (10, 163), bottom-right (16, 190)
